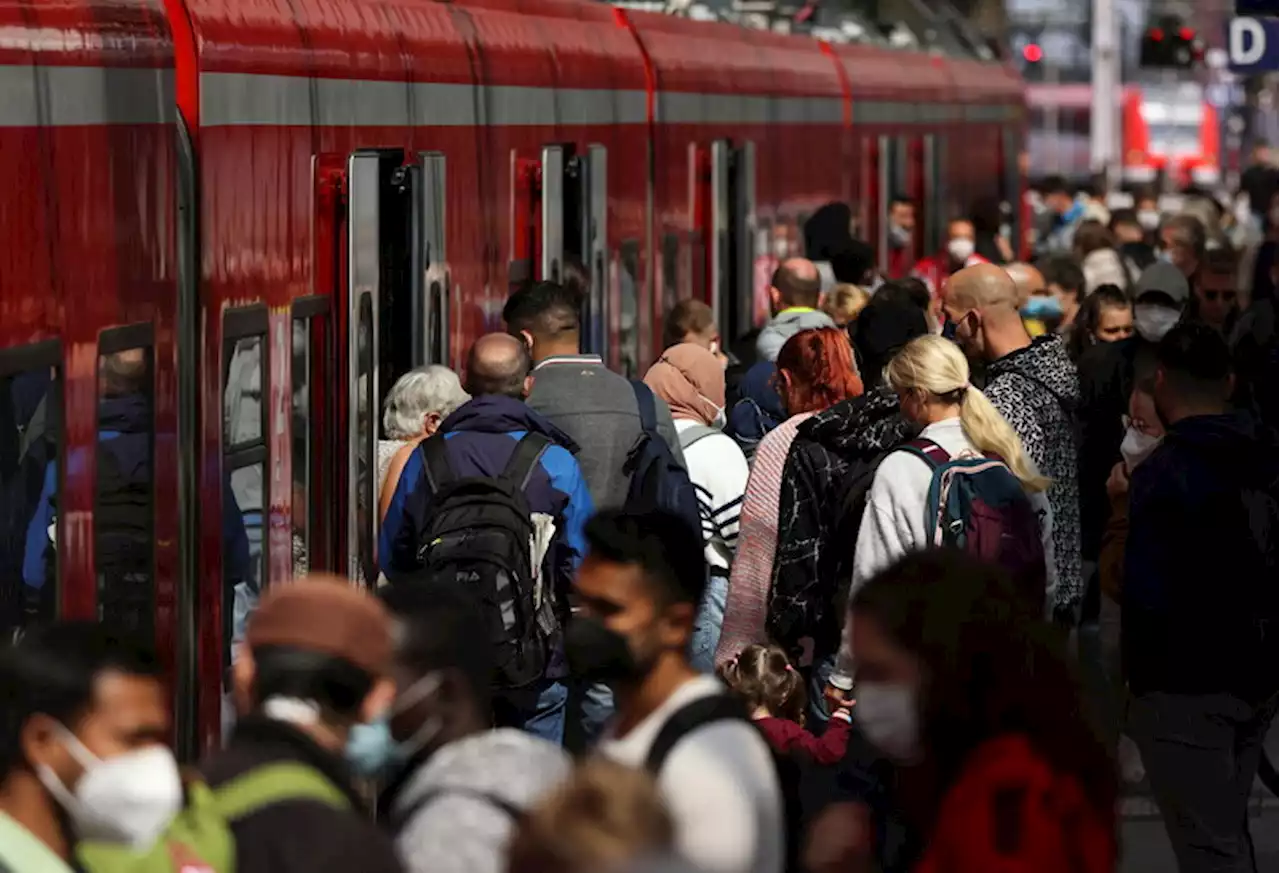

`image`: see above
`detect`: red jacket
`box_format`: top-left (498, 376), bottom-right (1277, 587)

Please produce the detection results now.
top-left (753, 714), bottom-right (851, 765)
top-left (910, 251), bottom-right (990, 300)
top-left (915, 735), bottom-right (1115, 873)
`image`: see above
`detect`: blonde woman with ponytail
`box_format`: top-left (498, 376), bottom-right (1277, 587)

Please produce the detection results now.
top-left (850, 334), bottom-right (1056, 595)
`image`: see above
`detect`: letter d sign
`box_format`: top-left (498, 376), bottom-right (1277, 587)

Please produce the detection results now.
top-left (1228, 17), bottom-right (1269, 71)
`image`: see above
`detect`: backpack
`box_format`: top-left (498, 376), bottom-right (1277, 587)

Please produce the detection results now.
top-left (415, 432), bottom-right (556, 690)
top-left (902, 438), bottom-right (1047, 607)
top-left (94, 437), bottom-right (153, 638)
top-left (624, 381), bottom-right (703, 536)
top-left (76, 762), bottom-right (348, 873)
top-left (645, 694), bottom-right (806, 873)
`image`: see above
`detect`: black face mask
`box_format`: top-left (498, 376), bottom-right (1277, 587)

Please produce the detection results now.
top-left (565, 615), bottom-right (644, 685)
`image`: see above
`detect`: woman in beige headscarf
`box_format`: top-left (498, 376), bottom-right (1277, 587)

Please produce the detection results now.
top-left (643, 343), bottom-right (748, 672)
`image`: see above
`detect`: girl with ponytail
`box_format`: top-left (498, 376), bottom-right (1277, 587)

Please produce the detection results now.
top-left (850, 334), bottom-right (1054, 590)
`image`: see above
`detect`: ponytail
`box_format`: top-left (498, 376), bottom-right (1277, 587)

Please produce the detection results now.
top-left (960, 385), bottom-right (1051, 492)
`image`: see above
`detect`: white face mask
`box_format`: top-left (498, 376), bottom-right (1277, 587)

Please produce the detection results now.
top-left (889, 224), bottom-right (911, 248)
top-left (1120, 425), bottom-right (1162, 473)
top-left (37, 727), bottom-right (182, 848)
top-left (852, 682), bottom-right (920, 763)
top-left (1137, 209), bottom-right (1160, 231)
top-left (1133, 303), bottom-right (1181, 342)
top-left (947, 237), bottom-right (975, 262)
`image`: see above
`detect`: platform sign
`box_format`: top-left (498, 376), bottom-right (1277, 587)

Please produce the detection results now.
top-left (1236, 0), bottom-right (1273, 15)
top-left (1227, 17), bottom-right (1279, 75)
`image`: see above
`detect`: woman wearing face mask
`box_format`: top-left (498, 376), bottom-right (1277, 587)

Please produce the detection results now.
top-left (844, 549), bottom-right (1116, 873)
top-left (909, 218), bottom-right (990, 302)
top-left (1098, 387), bottom-right (1164, 604)
top-left (643, 343), bottom-right (749, 672)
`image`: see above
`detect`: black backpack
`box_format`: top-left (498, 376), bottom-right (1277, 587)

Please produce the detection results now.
top-left (415, 433), bottom-right (555, 690)
top-left (645, 694), bottom-right (806, 873)
top-left (623, 381), bottom-right (703, 536)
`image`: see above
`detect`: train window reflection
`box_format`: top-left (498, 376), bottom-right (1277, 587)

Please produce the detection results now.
top-left (354, 294), bottom-right (375, 585)
top-left (619, 241), bottom-right (641, 378)
top-left (0, 346), bottom-right (61, 641)
top-left (94, 340), bottom-right (155, 641)
top-left (221, 316), bottom-right (268, 678)
top-left (292, 317), bottom-right (311, 578)
top-left (662, 233), bottom-right (679, 316)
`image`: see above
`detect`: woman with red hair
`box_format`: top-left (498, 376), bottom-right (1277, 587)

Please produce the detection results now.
top-left (715, 327), bottom-right (863, 673)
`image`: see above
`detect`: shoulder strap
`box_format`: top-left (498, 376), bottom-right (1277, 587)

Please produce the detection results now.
top-left (420, 434), bottom-right (456, 495)
top-left (501, 433), bottom-right (552, 490)
top-left (645, 693), bottom-right (749, 774)
top-left (391, 786), bottom-right (523, 833)
top-left (678, 424), bottom-right (720, 451)
top-left (629, 380), bottom-right (658, 433)
top-left (211, 762), bottom-right (350, 822)
top-left (901, 437), bottom-right (951, 468)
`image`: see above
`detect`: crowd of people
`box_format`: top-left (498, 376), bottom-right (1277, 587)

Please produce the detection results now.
top-left (1, 177), bottom-right (1277, 873)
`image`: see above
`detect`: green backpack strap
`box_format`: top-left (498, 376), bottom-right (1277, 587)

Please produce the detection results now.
top-left (212, 762), bottom-right (351, 822)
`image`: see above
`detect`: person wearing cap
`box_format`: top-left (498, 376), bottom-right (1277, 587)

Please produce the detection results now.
top-left (201, 575), bottom-right (404, 873)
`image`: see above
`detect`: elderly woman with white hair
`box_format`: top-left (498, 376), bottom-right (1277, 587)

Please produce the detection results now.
top-left (377, 365), bottom-right (469, 520)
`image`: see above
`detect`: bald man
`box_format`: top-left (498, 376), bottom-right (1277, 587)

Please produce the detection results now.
top-left (757, 257), bottom-right (835, 362)
top-left (380, 332), bottom-right (593, 744)
top-left (1005, 262), bottom-right (1046, 310)
top-left (944, 263), bottom-right (1083, 625)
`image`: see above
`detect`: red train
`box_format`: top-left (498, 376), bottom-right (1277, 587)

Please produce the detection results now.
top-left (0, 0), bottom-right (1024, 753)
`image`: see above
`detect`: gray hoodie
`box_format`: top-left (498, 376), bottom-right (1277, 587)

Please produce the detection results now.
top-left (755, 309), bottom-right (836, 362)
top-left (391, 729), bottom-right (571, 873)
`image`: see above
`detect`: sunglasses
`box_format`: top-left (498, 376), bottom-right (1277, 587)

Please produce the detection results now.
top-left (1203, 290), bottom-right (1237, 303)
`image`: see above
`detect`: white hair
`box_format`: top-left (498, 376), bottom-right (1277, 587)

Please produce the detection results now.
top-left (382, 365), bottom-right (469, 439)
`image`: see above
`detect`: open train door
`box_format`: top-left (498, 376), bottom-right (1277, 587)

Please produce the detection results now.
top-left (509, 144), bottom-right (609, 357)
top-left (699, 140), bottom-right (756, 348)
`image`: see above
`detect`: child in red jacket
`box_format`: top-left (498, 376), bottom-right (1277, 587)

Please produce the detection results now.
top-left (721, 644), bottom-right (852, 765)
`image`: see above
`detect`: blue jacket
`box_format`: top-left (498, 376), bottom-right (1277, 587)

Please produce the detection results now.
top-left (726, 360), bottom-right (786, 457)
top-left (379, 395), bottom-right (594, 587)
top-left (1123, 410), bottom-right (1277, 701)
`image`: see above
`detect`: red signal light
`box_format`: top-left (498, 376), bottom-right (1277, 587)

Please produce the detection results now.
top-left (1023, 44), bottom-right (1043, 62)
top-left (1149, 27), bottom-right (1164, 41)
top-left (1178, 26), bottom-right (1194, 41)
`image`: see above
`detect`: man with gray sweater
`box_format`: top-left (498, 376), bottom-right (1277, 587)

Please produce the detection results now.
top-left (505, 280), bottom-right (687, 749)
top-left (505, 281), bottom-right (686, 508)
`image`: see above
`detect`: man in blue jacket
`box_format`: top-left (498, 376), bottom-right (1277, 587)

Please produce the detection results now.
top-left (380, 333), bottom-right (593, 743)
top-left (1125, 322), bottom-right (1277, 873)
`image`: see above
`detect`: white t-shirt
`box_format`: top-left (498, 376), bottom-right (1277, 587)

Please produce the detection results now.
top-left (674, 420), bottom-right (749, 577)
top-left (598, 675), bottom-right (784, 873)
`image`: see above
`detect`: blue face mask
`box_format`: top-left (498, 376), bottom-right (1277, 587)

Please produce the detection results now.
top-left (346, 716), bottom-right (401, 778)
top-left (1021, 296), bottom-right (1063, 320)
top-left (344, 674), bottom-right (444, 778)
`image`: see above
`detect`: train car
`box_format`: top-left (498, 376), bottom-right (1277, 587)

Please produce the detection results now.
top-left (0, 0), bottom-right (1025, 755)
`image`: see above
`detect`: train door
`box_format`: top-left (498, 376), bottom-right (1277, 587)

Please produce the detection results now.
top-left (344, 149), bottom-right (457, 585)
top-left (874, 135), bottom-right (890, 272)
top-left (700, 140), bottom-right (756, 347)
top-left (510, 144), bottom-right (609, 357)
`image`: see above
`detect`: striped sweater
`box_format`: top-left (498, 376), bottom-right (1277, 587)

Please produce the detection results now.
top-left (713, 412), bottom-right (815, 669)
top-left (674, 420), bottom-right (749, 578)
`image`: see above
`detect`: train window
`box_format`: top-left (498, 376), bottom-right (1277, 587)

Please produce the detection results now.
top-left (0, 340), bottom-right (61, 640)
top-left (618, 240), bottom-right (641, 378)
top-left (94, 326), bottom-right (155, 641)
top-left (291, 298), bottom-right (329, 577)
top-left (222, 307), bottom-right (268, 664)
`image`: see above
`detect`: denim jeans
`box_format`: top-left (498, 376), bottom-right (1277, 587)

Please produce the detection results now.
top-left (690, 573), bottom-right (729, 675)
top-left (807, 653), bottom-right (838, 727)
top-left (1130, 691), bottom-right (1277, 873)
top-left (496, 679), bottom-right (568, 746)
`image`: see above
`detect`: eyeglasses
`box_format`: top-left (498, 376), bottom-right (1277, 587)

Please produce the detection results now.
top-left (1203, 290), bottom-right (1237, 303)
